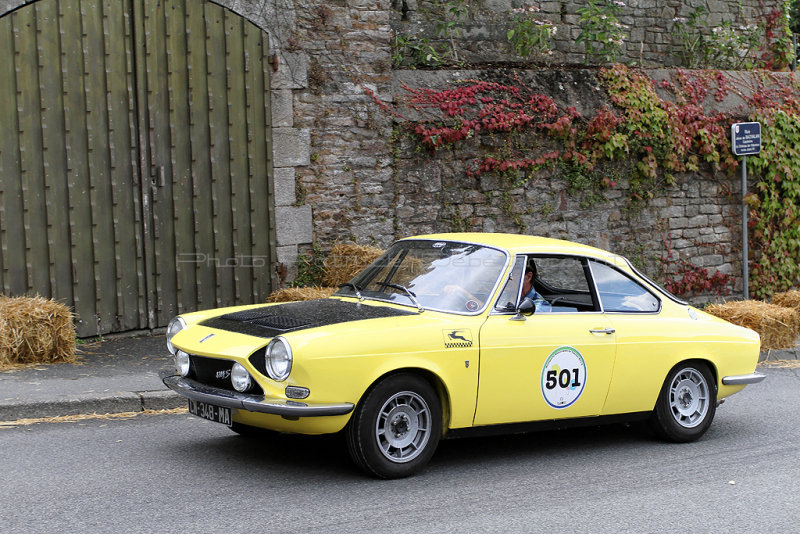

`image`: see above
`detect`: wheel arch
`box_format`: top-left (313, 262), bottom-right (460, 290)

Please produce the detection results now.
top-left (355, 367), bottom-right (452, 435)
top-left (662, 357), bottom-right (719, 390)
top-left (651, 357), bottom-right (719, 412)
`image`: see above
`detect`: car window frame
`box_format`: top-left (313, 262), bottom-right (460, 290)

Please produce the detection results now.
top-left (587, 259), bottom-right (662, 314)
top-left (491, 253), bottom-right (603, 315)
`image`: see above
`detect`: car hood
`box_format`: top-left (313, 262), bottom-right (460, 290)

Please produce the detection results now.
top-left (198, 298), bottom-right (418, 339)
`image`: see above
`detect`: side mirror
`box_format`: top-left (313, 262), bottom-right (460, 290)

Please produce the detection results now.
top-left (510, 297), bottom-right (535, 321)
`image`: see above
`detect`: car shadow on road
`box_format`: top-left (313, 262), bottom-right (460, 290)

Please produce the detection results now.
top-left (168, 427), bottom-right (361, 479)
top-left (165, 419), bottom-right (662, 481)
top-left (428, 420), bottom-right (680, 477)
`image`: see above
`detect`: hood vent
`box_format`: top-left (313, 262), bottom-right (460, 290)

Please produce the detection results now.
top-left (251, 315), bottom-right (311, 330)
top-left (221, 308), bottom-right (311, 330)
top-left (199, 299), bottom-right (415, 338)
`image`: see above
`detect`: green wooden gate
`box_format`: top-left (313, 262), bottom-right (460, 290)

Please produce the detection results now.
top-left (0, 0), bottom-right (276, 337)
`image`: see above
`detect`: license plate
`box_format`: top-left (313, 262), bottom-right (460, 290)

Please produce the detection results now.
top-left (188, 399), bottom-right (232, 427)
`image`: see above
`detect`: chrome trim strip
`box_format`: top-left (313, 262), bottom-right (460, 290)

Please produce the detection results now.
top-left (721, 372), bottom-right (766, 386)
top-left (161, 373), bottom-right (354, 417)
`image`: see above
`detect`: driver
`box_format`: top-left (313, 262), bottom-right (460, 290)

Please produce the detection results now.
top-left (522, 260), bottom-right (552, 312)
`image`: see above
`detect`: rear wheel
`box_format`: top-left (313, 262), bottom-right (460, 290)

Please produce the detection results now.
top-left (650, 362), bottom-right (716, 442)
top-left (346, 373), bottom-right (442, 479)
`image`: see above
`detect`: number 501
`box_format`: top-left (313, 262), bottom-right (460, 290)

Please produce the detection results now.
top-left (545, 368), bottom-right (581, 390)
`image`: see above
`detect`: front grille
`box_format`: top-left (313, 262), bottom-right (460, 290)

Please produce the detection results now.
top-left (189, 354), bottom-right (263, 395)
top-left (248, 347), bottom-right (267, 378)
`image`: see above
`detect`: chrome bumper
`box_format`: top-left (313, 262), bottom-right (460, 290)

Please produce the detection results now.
top-left (721, 372), bottom-right (767, 386)
top-left (161, 373), bottom-right (354, 417)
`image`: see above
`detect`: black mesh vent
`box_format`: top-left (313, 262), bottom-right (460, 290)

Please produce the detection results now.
top-left (251, 315), bottom-right (310, 330)
top-left (220, 308), bottom-right (275, 322)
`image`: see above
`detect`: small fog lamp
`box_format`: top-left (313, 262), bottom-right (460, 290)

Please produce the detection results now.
top-left (175, 350), bottom-right (191, 377)
top-left (231, 362), bottom-right (252, 392)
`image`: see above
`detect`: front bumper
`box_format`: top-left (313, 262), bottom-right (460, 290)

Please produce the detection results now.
top-left (721, 372), bottom-right (767, 386)
top-left (161, 373), bottom-right (354, 417)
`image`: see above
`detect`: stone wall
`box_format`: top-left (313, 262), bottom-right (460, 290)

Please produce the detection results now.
top-left (387, 69), bottom-right (744, 302)
top-left (234, 0), bottom-right (768, 300)
top-left (391, 0), bottom-right (773, 67)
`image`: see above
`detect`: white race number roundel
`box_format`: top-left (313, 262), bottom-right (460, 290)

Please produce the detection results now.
top-left (541, 346), bottom-right (587, 409)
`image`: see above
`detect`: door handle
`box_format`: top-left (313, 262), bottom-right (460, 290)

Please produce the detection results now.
top-left (589, 328), bottom-right (615, 335)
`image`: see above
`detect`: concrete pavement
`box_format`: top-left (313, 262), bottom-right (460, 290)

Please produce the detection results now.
top-left (0, 335), bottom-right (183, 421)
top-left (0, 333), bottom-right (797, 422)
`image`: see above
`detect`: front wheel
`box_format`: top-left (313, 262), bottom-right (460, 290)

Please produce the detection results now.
top-left (346, 373), bottom-right (442, 479)
top-left (650, 362), bottom-right (716, 442)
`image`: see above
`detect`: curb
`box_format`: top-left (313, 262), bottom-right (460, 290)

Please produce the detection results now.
top-left (0, 390), bottom-right (185, 422)
top-left (759, 347), bottom-right (800, 362)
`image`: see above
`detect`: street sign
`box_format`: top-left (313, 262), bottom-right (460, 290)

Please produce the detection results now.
top-left (731, 121), bottom-right (762, 300)
top-left (731, 122), bottom-right (761, 156)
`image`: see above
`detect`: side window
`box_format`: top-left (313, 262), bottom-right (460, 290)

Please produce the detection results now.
top-left (527, 256), bottom-right (598, 312)
top-left (590, 261), bottom-right (660, 312)
top-left (494, 256), bottom-right (525, 312)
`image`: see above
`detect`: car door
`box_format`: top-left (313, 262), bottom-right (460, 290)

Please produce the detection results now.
top-left (585, 260), bottom-right (670, 415)
top-left (474, 255), bottom-right (618, 426)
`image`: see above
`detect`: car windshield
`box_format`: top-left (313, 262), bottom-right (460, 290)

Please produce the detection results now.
top-left (335, 239), bottom-right (508, 314)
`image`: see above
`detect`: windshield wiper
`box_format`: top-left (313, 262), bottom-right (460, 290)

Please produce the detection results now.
top-left (381, 282), bottom-right (424, 313)
top-left (338, 282), bottom-right (363, 300)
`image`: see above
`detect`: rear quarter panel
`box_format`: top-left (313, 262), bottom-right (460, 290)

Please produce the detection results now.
top-left (601, 305), bottom-right (760, 415)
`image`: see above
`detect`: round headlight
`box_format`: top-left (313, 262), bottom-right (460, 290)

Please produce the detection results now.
top-left (231, 362), bottom-right (252, 392)
top-left (175, 350), bottom-right (190, 377)
top-left (166, 316), bottom-right (187, 355)
top-left (265, 337), bottom-right (293, 381)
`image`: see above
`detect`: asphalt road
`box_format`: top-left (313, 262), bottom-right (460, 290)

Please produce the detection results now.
top-left (2, 366), bottom-right (798, 533)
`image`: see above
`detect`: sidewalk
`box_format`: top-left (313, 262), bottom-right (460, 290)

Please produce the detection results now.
top-left (0, 334), bottom-right (797, 422)
top-left (0, 335), bottom-right (183, 421)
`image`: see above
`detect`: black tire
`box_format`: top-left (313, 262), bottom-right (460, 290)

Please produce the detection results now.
top-left (346, 373), bottom-right (442, 479)
top-left (650, 361), bottom-right (717, 442)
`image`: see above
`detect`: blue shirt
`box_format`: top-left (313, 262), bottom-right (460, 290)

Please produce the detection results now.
top-left (523, 287), bottom-right (552, 312)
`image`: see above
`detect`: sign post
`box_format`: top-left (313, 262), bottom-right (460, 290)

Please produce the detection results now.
top-left (731, 122), bottom-right (761, 300)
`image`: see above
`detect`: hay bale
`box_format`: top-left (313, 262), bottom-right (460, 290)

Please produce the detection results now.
top-left (266, 286), bottom-right (337, 303)
top-left (772, 289), bottom-right (800, 312)
top-left (0, 296), bottom-right (76, 366)
top-left (705, 300), bottom-right (800, 349)
top-left (322, 243), bottom-right (384, 287)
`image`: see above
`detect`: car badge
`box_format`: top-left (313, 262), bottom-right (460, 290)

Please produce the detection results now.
top-left (443, 329), bottom-right (473, 348)
top-left (199, 333), bottom-right (215, 343)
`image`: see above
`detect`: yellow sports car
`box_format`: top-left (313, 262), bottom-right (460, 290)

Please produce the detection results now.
top-left (162, 233), bottom-right (764, 478)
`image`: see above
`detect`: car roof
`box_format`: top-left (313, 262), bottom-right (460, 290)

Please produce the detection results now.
top-left (404, 232), bottom-right (622, 263)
